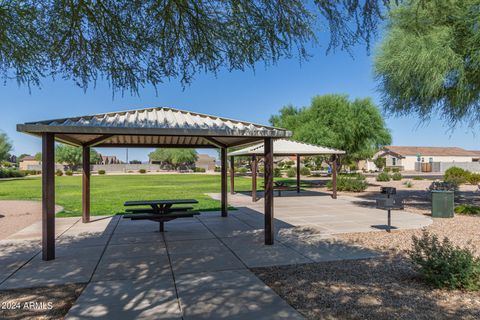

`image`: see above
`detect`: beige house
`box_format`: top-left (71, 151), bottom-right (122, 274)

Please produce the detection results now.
top-left (18, 155), bottom-right (40, 170)
top-left (375, 146), bottom-right (480, 171)
top-left (195, 154), bottom-right (216, 172)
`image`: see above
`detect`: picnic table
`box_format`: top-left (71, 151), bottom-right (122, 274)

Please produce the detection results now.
top-left (123, 199), bottom-right (199, 231)
top-left (273, 181), bottom-right (296, 196)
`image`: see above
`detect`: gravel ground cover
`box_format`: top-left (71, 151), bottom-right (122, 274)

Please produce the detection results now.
top-left (0, 284), bottom-right (84, 320)
top-left (253, 256), bottom-right (480, 320)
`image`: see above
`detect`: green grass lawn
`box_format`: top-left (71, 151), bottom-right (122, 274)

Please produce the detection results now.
top-left (0, 174), bottom-right (260, 217)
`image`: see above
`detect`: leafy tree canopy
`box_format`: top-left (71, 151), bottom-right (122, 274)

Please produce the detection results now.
top-left (374, 0), bottom-right (480, 125)
top-left (1, 1), bottom-right (389, 93)
top-left (149, 148), bottom-right (198, 169)
top-left (55, 145), bottom-right (100, 169)
top-left (0, 132), bottom-right (13, 162)
top-left (270, 94), bottom-right (392, 163)
top-left (34, 152), bottom-right (42, 161)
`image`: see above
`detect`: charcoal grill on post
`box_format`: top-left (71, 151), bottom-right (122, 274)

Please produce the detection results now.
top-left (376, 187), bottom-right (404, 232)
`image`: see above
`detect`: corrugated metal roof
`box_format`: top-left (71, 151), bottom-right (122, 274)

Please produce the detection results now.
top-left (228, 139), bottom-right (345, 156)
top-left (17, 107), bottom-right (291, 148)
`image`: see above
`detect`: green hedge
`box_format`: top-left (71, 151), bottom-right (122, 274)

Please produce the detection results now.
top-left (0, 168), bottom-right (25, 178)
top-left (376, 172), bottom-right (390, 182)
top-left (326, 174), bottom-right (368, 192)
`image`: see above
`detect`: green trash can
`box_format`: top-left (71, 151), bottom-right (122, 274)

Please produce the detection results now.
top-left (431, 190), bottom-right (454, 218)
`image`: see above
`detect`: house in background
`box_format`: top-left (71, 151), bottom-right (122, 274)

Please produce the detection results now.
top-left (18, 155), bottom-right (40, 170)
top-left (374, 146), bottom-right (480, 172)
top-left (195, 154), bottom-right (216, 172)
top-left (97, 155), bottom-right (121, 165)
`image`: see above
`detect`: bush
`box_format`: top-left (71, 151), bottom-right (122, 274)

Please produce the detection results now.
top-left (65, 170), bottom-right (73, 176)
top-left (98, 170), bottom-right (106, 175)
top-left (413, 176), bottom-right (424, 180)
top-left (214, 166), bottom-right (221, 172)
top-left (139, 169), bottom-right (147, 174)
top-left (384, 167), bottom-right (391, 172)
top-left (55, 169), bottom-right (63, 176)
top-left (0, 168), bottom-right (26, 178)
top-left (376, 172), bottom-right (390, 182)
top-left (286, 167), bottom-right (296, 178)
top-left (429, 181), bottom-right (458, 191)
top-left (238, 167), bottom-right (248, 174)
top-left (194, 167), bottom-right (206, 173)
top-left (21, 170), bottom-right (41, 176)
top-left (444, 167), bottom-right (469, 185)
top-left (300, 167), bottom-right (311, 176)
top-left (403, 180), bottom-right (414, 188)
top-left (392, 172), bottom-right (402, 181)
top-left (409, 231), bottom-right (480, 290)
top-left (274, 167), bottom-right (282, 178)
top-left (392, 167), bottom-right (400, 173)
top-left (467, 173), bottom-right (480, 185)
top-left (326, 175), bottom-right (367, 192)
top-left (455, 205), bottom-right (480, 216)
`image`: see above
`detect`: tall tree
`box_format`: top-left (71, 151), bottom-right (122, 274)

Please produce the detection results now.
top-left (0, 1), bottom-right (389, 93)
top-left (149, 148), bottom-right (198, 169)
top-left (0, 132), bottom-right (13, 162)
top-left (55, 145), bottom-right (100, 170)
top-left (270, 94), bottom-right (392, 164)
top-left (374, 0), bottom-right (480, 125)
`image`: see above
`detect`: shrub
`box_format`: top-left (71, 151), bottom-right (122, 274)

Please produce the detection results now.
top-left (392, 172), bottom-right (402, 181)
top-left (194, 167), bottom-right (206, 173)
top-left (98, 170), bottom-right (106, 175)
top-left (300, 167), bottom-right (311, 176)
top-left (286, 167), bottom-right (296, 178)
top-left (274, 167), bottom-right (282, 178)
top-left (238, 167), bottom-right (248, 174)
top-left (413, 176), bottom-right (423, 180)
top-left (65, 170), bottom-right (73, 176)
top-left (349, 164), bottom-right (357, 171)
top-left (392, 167), bottom-right (400, 173)
top-left (376, 172), bottom-right (390, 182)
top-left (214, 166), bottom-right (221, 172)
top-left (0, 168), bottom-right (26, 178)
top-left (467, 173), bottom-right (480, 185)
top-left (444, 167), bottom-right (469, 185)
top-left (403, 180), bottom-right (414, 188)
top-left (429, 181), bottom-right (458, 191)
top-left (139, 169), bottom-right (147, 174)
top-left (454, 205), bottom-right (480, 216)
top-left (326, 175), bottom-right (367, 192)
top-left (55, 169), bottom-right (63, 176)
top-left (384, 167), bottom-right (391, 172)
top-left (409, 231), bottom-right (480, 290)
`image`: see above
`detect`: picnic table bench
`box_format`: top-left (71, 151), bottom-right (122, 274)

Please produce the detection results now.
top-left (122, 199), bottom-right (199, 232)
top-left (273, 181), bottom-right (297, 196)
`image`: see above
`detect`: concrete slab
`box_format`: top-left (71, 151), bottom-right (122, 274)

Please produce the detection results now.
top-left (66, 276), bottom-right (182, 320)
top-left (169, 249), bottom-right (245, 275)
top-left (221, 235), bottom-right (312, 268)
top-left (102, 243), bottom-right (166, 260)
top-left (176, 270), bottom-right (303, 320)
top-left (92, 255), bottom-right (171, 282)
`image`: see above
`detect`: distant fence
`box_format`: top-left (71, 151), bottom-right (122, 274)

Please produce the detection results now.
top-left (415, 161), bottom-right (480, 173)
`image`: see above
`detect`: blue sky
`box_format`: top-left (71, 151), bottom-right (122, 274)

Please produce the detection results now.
top-left (0, 36), bottom-right (478, 161)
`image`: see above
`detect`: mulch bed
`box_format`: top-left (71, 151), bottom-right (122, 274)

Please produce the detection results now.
top-left (253, 256), bottom-right (480, 320)
top-left (0, 283), bottom-right (84, 320)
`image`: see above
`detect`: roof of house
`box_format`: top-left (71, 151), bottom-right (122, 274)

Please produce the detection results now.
top-left (20, 156), bottom-right (35, 161)
top-left (228, 139), bottom-right (345, 156)
top-left (17, 107), bottom-right (291, 148)
top-left (383, 146), bottom-right (480, 157)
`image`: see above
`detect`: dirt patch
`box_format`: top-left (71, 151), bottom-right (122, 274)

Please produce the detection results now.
top-left (0, 201), bottom-right (63, 240)
top-left (253, 256), bottom-right (480, 320)
top-left (337, 215), bottom-right (480, 256)
top-left (0, 283), bottom-right (84, 320)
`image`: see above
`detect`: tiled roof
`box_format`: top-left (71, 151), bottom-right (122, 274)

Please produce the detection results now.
top-left (383, 146), bottom-right (479, 157)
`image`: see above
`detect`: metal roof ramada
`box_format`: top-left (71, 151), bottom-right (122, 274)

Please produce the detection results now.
top-left (228, 139), bottom-right (345, 156)
top-left (17, 107), bottom-right (292, 148)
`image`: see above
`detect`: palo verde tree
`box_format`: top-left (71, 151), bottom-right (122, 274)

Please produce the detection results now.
top-left (0, 1), bottom-right (390, 94)
top-left (149, 148), bottom-right (198, 170)
top-left (55, 145), bottom-right (100, 170)
top-left (270, 94), bottom-right (392, 166)
top-left (374, 0), bottom-right (480, 126)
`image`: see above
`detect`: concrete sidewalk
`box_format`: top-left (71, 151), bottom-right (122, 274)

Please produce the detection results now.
top-left (0, 206), bottom-right (381, 319)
